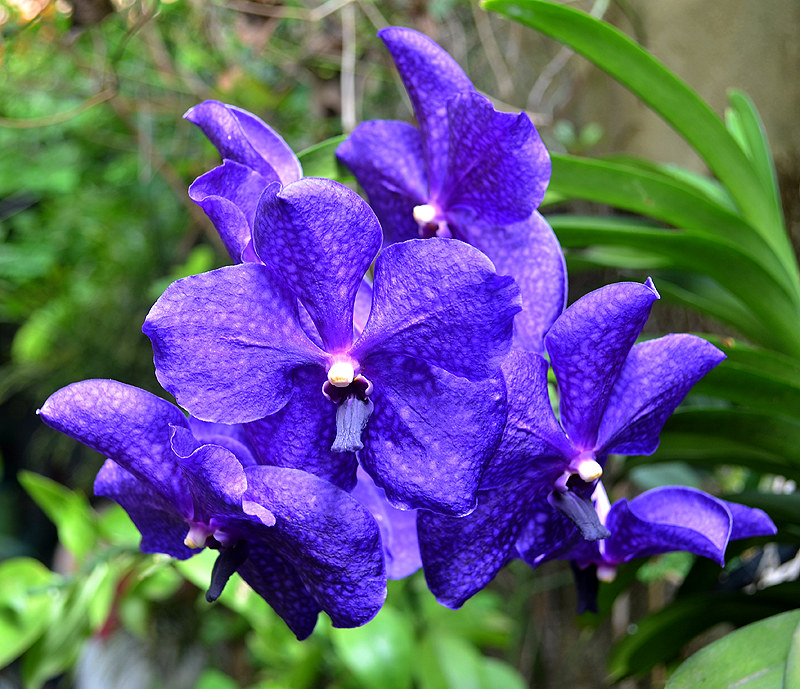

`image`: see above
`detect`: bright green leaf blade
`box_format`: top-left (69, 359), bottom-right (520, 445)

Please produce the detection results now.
top-left (330, 605), bottom-right (415, 689)
top-left (725, 89), bottom-right (784, 226)
top-left (0, 558), bottom-right (59, 667)
top-left (297, 135), bottom-right (352, 182)
top-left (415, 634), bottom-right (483, 689)
top-left (665, 609), bottom-right (800, 689)
top-left (551, 216), bottom-right (800, 355)
top-left (482, 0), bottom-right (795, 276)
top-left (17, 470), bottom-right (96, 560)
top-left (547, 155), bottom-right (797, 303)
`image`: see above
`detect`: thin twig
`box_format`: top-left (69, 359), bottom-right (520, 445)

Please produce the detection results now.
top-left (471, 1), bottom-right (514, 100)
top-left (340, 2), bottom-right (356, 133)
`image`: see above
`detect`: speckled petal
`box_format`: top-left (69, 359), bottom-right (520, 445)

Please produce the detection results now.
top-left (353, 278), bottom-right (373, 336)
top-left (603, 486), bottom-right (733, 566)
top-left (235, 542), bottom-right (322, 640)
top-left (336, 120), bottom-right (428, 246)
top-left (243, 465), bottom-right (387, 629)
top-left (596, 334), bottom-right (726, 456)
top-left (253, 178), bottom-right (382, 352)
top-left (38, 380), bottom-right (190, 511)
top-left (480, 351), bottom-right (573, 490)
top-left (462, 212), bottom-right (566, 353)
top-left (418, 482), bottom-right (536, 608)
top-left (184, 100), bottom-right (301, 184)
top-left (545, 279), bottom-right (660, 450)
top-left (360, 355), bottom-right (506, 515)
top-left (726, 500), bottom-right (777, 540)
top-left (188, 161), bottom-right (273, 262)
top-left (171, 434), bottom-right (253, 525)
top-left (352, 466), bottom-right (421, 579)
top-left (188, 418), bottom-right (258, 468)
top-left (379, 27), bottom-right (474, 188)
top-left (244, 365), bottom-right (358, 491)
top-left (352, 238), bottom-right (521, 381)
top-left (143, 263), bottom-right (327, 423)
top-left (441, 92), bottom-right (549, 223)
top-left (515, 496), bottom-right (586, 568)
top-left (94, 460), bottom-right (195, 559)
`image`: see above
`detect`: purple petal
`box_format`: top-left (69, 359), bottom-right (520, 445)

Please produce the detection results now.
top-left (725, 500), bottom-right (777, 540)
top-left (480, 351), bottom-right (573, 490)
top-left (353, 278), bottom-right (373, 336)
top-left (244, 365), bottom-right (358, 491)
top-left (236, 542), bottom-right (322, 640)
top-left (171, 439), bottom-right (251, 526)
top-left (378, 27), bottom-right (474, 188)
top-left (596, 334), bottom-right (726, 456)
top-left (143, 263), bottom-right (327, 423)
top-left (188, 418), bottom-right (258, 468)
top-left (352, 238), bottom-right (521, 381)
top-left (38, 380), bottom-right (190, 511)
top-left (184, 100), bottom-right (301, 184)
top-left (351, 466), bottom-right (421, 579)
top-left (188, 161), bottom-right (273, 262)
top-left (545, 279), bottom-right (660, 450)
top-left (360, 355), bottom-right (506, 515)
top-left (242, 465), bottom-right (387, 629)
top-left (463, 212), bottom-right (566, 353)
top-left (418, 482), bottom-right (537, 608)
top-left (515, 496), bottom-right (587, 568)
top-left (603, 486), bottom-right (733, 566)
top-left (440, 92), bottom-right (550, 222)
top-left (94, 460), bottom-right (195, 559)
top-left (336, 120), bottom-right (428, 246)
top-left (253, 178), bottom-right (382, 353)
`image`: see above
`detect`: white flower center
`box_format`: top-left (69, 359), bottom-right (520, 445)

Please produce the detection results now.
top-left (413, 204), bottom-right (438, 224)
top-left (327, 359), bottom-right (356, 388)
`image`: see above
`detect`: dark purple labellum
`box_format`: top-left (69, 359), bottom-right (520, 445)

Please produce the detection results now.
top-left (206, 540), bottom-right (250, 602)
top-left (548, 490), bottom-right (610, 541)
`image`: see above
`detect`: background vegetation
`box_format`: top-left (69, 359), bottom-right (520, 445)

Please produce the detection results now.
top-left (2, 1), bottom-right (799, 687)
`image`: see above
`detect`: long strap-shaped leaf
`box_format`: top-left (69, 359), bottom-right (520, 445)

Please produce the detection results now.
top-left (483, 0), bottom-right (799, 291)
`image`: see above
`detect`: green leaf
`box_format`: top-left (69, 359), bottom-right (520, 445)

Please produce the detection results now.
top-left (666, 609), bottom-right (800, 688)
top-left (330, 605), bottom-right (415, 689)
top-left (550, 216), bottom-right (800, 355)
top-left (17, 470), bottom-right (96, 560)
top-left (416, 634), bottom-right (484, 689)
top-left (297, 135), bottom-right (352, 182)
top-left (725, 89), bottom-right (784, 227)
top-left (634, 409), bottom-right (800, 480)
top-left (609, 588), bottom-right (799, 680)
top-left (547, 155), bottom-right (798, 305)
top-left (482, 0), bottom-right (796, 279)
top-left (0, 558), bottom-right (59, 667)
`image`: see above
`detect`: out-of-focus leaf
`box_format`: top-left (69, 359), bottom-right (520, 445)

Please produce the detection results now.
top-left (0, 558), bottom-right (59, 667)
top-left (609, 585), bottom-right (800, 680)
top-left (17, 470), bottom-right (95, 560)
top-left (330, 605), bottom-right (415, 689)
top-left (482, 0), bottom-right (795, 279)
top-left (665, 609), bottom-right (800, 688)
top-left (415, 634), bottom-right (484, 689)
top-left (297, 136), bottom-right (351, 182)
top-left (22, 562), bottom-right (114, 689)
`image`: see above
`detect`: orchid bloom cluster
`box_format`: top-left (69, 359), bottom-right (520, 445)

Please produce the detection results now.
top-left (38, 27), bottom-right (775, 638)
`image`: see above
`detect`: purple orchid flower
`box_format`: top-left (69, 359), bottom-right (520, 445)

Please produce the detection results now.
top-left (143, 177), bottom-right (521, 516)
top-left (37, 379), bottom-right (387, 640)
top-left (336, 26), bottom-right (566, 351)
top-left (185, 100), bottom-right (303, 263)
top-left (416, 279), bottom-right (760, 608)
top-left (516, 481), bottom-right (776, 613)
